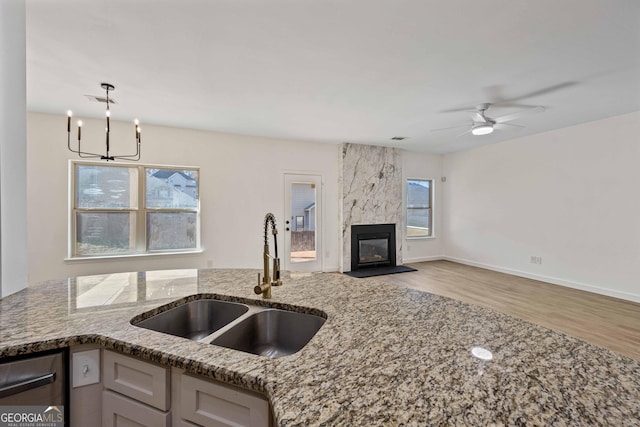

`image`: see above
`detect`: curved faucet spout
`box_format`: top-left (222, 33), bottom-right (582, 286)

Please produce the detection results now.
top-left (263, 213), bottom-right (278, 258)
top-left (256, 213), bottom-right (282, 298)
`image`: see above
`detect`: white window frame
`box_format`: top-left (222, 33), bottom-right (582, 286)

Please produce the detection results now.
top-left (68, 160), bottom-right (201, 259)
top-left (406, 178), bottom-right (434, 239)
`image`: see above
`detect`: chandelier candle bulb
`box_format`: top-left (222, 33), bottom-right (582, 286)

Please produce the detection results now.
top-left (67, 110), bottom-right (72, 132)
top-left (77, 120), bottom-right (82, 140)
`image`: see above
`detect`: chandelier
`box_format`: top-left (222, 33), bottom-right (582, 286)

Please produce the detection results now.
top-left (67, 83), bottom-right (141, 161)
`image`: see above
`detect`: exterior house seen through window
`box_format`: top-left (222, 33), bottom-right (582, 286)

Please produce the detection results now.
top-left (71, 162), bottom-right (200, 257)
top-left (406, 179), bottom-right (432, 238)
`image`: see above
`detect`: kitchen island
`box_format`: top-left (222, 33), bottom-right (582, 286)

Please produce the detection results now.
top-left (0, 268), bottom-right (638, 425)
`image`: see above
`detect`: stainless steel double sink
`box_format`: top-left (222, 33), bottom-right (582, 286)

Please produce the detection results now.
top-left (131, 298), bottom-right (326, 358)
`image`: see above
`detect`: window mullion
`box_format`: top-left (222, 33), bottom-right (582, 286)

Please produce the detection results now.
top-left (70, 165), bottom-right (77, 257)
top-left (137, 166), bottom-right (146, 253)
top-left (71, 209), bottom-right (77, 258)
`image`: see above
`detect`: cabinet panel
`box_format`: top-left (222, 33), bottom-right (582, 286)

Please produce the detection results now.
top-left (70, 346), bottom-right (103, 427)
top-left (181, 374), bottom-right (269, 427)
top-left (103, 350), bottom-right (170, 411)
top-left (102, 390), bottom-right (170, 427)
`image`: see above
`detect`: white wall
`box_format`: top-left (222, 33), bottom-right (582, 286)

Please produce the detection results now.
top-left (0, 0), bottom-right (28, 297)
top-left (442, 111), bottom-right (640, 302)
top-left (401, 150), bottom-right (444, 263)
top-left (27, 112), bottom-right (341, 284)
top-left (27, 109), bottom-right (640, 303)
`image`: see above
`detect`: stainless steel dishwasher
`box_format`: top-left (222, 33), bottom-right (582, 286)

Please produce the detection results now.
top-left (0, 349), bottom-right (67, 418)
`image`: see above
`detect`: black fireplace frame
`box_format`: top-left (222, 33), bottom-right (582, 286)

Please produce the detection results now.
top-left (351, 224), bottom-right (396, 271)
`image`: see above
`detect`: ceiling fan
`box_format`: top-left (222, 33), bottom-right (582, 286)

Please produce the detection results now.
top-left (433, 103), bottom-right (545, 136)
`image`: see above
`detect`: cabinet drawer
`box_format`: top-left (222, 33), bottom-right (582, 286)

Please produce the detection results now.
top-left (103, 390), bottom-right (169, 427)
top-left (181, 374), bottom-right (269, 427)
top-left (103, 350), bottom-right (170, 411)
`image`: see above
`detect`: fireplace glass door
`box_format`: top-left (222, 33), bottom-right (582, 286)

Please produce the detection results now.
top-left (359, 238), bottom-right (389, 265)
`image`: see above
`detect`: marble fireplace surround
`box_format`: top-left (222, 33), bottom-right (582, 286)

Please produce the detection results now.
top-left (340, 143), bottom-right (403, 272)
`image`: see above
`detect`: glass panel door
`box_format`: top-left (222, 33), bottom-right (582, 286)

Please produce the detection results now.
top-left (284, 174), bottom-right (322, 272)
top-left (289, 182), bottom-right (316, 263)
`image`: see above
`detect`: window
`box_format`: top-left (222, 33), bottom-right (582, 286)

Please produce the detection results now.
top-left (406, 179), bottom-right (432, 238)
top-left (71, 162), bottom-right (199, 257)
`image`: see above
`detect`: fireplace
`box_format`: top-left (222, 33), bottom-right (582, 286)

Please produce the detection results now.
top-left (351, 224), bottom-right (396, 271)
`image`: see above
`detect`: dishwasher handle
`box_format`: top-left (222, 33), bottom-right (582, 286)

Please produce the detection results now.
top-left (0, 372), bottom-right (56, 398)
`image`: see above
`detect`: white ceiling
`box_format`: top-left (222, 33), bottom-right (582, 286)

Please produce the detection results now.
top-left (26, 0), bottom-right (640, 153)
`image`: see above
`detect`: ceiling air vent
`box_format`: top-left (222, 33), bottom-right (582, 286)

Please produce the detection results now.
top-left (84, 94), bottom-right (117, 104)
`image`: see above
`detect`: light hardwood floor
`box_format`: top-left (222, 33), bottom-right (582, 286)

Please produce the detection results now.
top-left (374, 260), bottom-right (640, 361)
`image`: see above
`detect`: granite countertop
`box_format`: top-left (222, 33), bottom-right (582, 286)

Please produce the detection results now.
top-left (0, 268), bottom-right (639, 426)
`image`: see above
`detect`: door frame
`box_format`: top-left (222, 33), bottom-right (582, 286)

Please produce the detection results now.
top-left (283, 172), bottom-right (323, 272)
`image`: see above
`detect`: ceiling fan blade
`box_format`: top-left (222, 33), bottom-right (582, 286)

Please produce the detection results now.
top-left (441, 82), bottom-right (576, 113)
top-left (505, 82), bottom-right (577, 102)
top-left (489, 102), bottom-right (540, 109)
top-left (456, 128), bottom-right (473, 137)
top-left (494, 106), bottom-right (545, 123)
top-left (495, 123), bottom-right (524, 130)
top-left (431, 123), bottom-right (469, 132)
top-left (440, 105), bottom-right (472, 113)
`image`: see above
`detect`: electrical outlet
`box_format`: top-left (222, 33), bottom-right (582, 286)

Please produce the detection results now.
top-left (530, 256), bottom-right (543, 264)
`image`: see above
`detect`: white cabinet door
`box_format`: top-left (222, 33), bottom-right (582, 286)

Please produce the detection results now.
top-left (102, 390), bottom-right (170, 427)
top-left (103, 350), bottom-right (170, 411)
top-left (180, 374), bottom-right (269, 427)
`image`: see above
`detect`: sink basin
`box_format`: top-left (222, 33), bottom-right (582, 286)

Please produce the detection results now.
top-left (210, 309), bottom-right (326, 358)
top-left (132, 297), bottom-right (326, 358)
top-left (133, 299), bottom-right (249, 340)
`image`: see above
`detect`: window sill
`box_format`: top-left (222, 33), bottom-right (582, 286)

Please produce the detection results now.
top-left (64, 249), bottom-right (204, 263)
top-left (406, 236), bottom-right (436, 240)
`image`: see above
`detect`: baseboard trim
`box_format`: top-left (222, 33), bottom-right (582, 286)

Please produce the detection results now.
top-left (403, 256), bottom-right (444, 264)
top-left (442, 256), bottom-right (640, 303)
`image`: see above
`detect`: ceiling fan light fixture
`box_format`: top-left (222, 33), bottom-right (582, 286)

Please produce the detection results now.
top-left (471, 124), bottom-right (494, 136)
